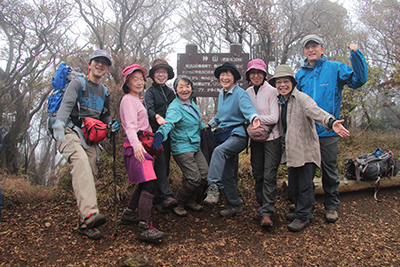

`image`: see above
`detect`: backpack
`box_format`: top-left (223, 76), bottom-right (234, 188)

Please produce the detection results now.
top-left (344, 148), bottom-right (399, 182)
top-left (47, 62), bottom-right (108, 136)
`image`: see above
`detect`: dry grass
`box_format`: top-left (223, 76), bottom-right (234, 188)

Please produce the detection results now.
top-left (0, 173), bottom-right (52, 208)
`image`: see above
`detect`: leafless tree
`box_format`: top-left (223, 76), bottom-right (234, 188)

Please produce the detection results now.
top-left (0, 0), bottom-right (76, 174)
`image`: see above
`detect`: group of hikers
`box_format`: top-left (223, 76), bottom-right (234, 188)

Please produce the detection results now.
top-left (50, 34), bottom-right (368, 243)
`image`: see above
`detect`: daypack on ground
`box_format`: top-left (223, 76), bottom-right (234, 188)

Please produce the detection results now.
top-left (47, 62), bottom-right (107, 136)
top-left (344, 148), bottom-right (399, 182)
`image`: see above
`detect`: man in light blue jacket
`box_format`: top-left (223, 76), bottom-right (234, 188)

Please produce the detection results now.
top-left (296, 34), bottom-right (368, 223)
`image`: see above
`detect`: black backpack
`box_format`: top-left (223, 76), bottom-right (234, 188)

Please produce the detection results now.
top-left (344, 148), bottom-right (399, 182)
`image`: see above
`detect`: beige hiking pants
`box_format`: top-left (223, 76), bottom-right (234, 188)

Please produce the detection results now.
top-left (57, 127), bottom-right (99, 223)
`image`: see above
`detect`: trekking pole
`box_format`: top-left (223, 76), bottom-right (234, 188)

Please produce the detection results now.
top-left (111, 131), bottom-right (118, 236)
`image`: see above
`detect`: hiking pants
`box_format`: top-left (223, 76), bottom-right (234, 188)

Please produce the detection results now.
top-left (207, 135), bottom-right (247, 207)
top-left (57, 128), bottom-right (99, 222)
top-left (288, 163), bottom-right (316, 221)
top-left (173, 151), bottom-right (209, 188)
top-left (250, 138), bottom-right (282, 217)
top-left (319, 137), bottom-right (340, 210)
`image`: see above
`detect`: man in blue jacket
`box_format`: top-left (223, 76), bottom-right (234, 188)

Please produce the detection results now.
top-left (295, 34), bottom-right (368, 223)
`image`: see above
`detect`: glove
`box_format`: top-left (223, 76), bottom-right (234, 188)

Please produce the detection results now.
top-left (109, 120), bottom-right (120, 132)
top-left (152, 132), bottom-right (164, 150)
top-left (52, 120), bottom-right (66, 143)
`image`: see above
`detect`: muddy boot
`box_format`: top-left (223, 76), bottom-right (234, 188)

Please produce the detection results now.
top-left (203, 184), bottom-right (220, 206)
top-left (138, 220), bottom-right (165, 243)
top-left (185, 187), bottom-right (203, 211)
top-left (173, 205), bottom-right (188, 217)
top-left (120, 208), bottom-right (140, 225)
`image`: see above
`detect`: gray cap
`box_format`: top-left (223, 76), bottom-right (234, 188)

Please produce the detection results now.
top-left (301, 34), bottom-right (324, 48)
top-left (89, 49), bottom-right (112, 66)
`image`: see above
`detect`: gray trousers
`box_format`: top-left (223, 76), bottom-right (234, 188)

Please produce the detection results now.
top-left (250, 138), bottom-right (281, 217)
top-left (319, 137), bottom-right (340, 210)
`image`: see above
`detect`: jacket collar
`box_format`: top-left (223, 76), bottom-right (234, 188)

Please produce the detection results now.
top-left (301, 54), bottom-right (327, 69)
top-left (220, 84), bottom-right (240, 95)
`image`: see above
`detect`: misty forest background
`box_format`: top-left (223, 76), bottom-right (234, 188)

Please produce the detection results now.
top-left (0, 0), bottom-right (399, 187)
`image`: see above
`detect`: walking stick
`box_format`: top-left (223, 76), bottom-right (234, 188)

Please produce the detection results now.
top-left (111, 131), bottom-right (118, 236)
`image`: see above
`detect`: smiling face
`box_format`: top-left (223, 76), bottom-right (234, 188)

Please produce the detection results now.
top-left (176, 78), bottom-right (192, 104)
top-left (126, 70), bottom-right (145, 97)
top-left (248, 69), bottom-right (266, 86)
top-left (219, 70), bottom-right (235, 91)
top-left (275, 77), bottom-right (294, 99)
top-left (153, 67), bottom-right (168, 85)
top-left (88, 58), bottom-right (110, 82)
top-left (303, 41), bottom-right (325, 67)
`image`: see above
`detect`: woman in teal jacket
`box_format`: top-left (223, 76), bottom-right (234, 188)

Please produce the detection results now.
top-left (152, 75), bottom-right (208, 217)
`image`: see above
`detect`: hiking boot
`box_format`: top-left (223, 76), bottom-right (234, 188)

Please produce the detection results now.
top-left (286, 213), bottom-right (313, 223)
top-left (260, 216), bottom-right (273, 227)
top-left (288, 218), bottom-right (309, 232)
top-left (121, 208), bottom-right (140, 225)
top-left (185, 201), bottom-right (203, 211)
top-left (161, 197), bottom-right (178, 209)
top-left (84, 213), bottom-right (106, 229)
top-left (203, 184), bottom-right (220, 206)
top-left (173, 205), bottom-right (188, 217)
top-left (220, 205), bottom-right (243, 218)
top-left (138, 221), bottom-right (164, 243)
top-left (326, 210), bottom-right (338, 223)
top-left (78, 227), bottom-right (101, 240)
top-left (154, 203), bottom-right (169, 214)
top-left (253, 210), bottom-right (262, 221)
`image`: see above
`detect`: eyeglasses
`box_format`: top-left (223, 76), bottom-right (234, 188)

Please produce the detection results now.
top-left (155, 70), bottom-right (168, 75)
top-left (275, 79), bottom-right (292, 86)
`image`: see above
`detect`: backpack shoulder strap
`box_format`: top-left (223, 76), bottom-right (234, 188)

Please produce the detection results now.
top-left (101, 83), bottom-right (108, 102)
top-left (77, 76), bottom-right (86, 100)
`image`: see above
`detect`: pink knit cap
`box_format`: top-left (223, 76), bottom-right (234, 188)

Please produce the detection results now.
top-left (245, 59), bottom-right (267, 81)
top-left (121, 64), bottom-right (147, 88)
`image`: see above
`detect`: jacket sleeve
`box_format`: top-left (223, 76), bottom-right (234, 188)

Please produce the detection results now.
top-left (342, 49), bottom-right (368, 89)
top-left (144, 89), bottom-right (157, 125)
top-left (303, 94), bottom-right (334, 132)
top-left (55, 78), bottom-right (82, 124)
top-left (259, 88), bottom-right (279, 125)
top-left (157, 104), bottom-right (182, 142)
top-left (120, 97), bottom-right (142, 149)
top-left (239, 91), bottom-right (259, 124)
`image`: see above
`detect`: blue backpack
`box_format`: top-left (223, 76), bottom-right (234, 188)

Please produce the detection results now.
top-left (47, 62), bottom-right (107, 135)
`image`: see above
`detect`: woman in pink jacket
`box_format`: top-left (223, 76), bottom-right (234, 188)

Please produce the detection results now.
top-left (245, 59), bottom-right (281, 228)
top-left (119, 64), bottom-right (165, 243)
